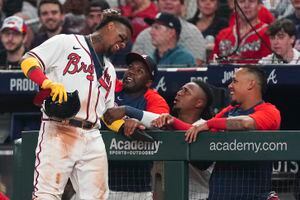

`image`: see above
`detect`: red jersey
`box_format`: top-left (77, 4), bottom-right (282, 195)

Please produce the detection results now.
top-left (115, 79), bottom-right (170, 114)
top-left (121, 2), bottom-right (158, 42)
top-left (229, 5), bottom-right (275, 26)
top-left (215, 102), bottom-right (281, 130)
top-left (0, 193), bottom-right (9, 200)
top-left (211, 21), bottom-right (271, 63)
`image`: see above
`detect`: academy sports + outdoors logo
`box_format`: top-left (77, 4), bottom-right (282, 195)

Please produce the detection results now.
top-left (109, 138), bottom-right (163, 156)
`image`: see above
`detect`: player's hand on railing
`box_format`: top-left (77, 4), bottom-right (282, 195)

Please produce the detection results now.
top-left (123, 118), bottom-right (145, 136)
top-left (185, 123), bottom-right (209, 143)
top-left (41, 79), bottom-right (67, 104)
top-left (151, 113), bottom-right (174, 128)
top-left (103, 106), bottom-right (126, 125)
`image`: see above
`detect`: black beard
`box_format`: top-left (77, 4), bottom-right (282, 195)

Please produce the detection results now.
top-left (7, 42), bottom-right (23, 53)
top-left (45, 21), bottom-right (62, 33)
top-left (104, 46), bottom-right (114, 57)
top-left (230, 100), bottom-right (240, 106)
top-left (172, 106), bottom-right (180, 114)
top-left (123, 85), bottom-right (147, 94)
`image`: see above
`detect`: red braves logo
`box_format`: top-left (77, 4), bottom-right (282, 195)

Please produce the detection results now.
top-left (63, 53), bottom-right (94, 81)
top-left (99, 68), bottom-right (112, 99)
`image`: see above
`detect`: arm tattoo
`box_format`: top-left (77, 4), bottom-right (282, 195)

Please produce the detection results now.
top-left (226, 116), bottom-right (256, 130)
top-left (226, 119), bottom-right (245, 130)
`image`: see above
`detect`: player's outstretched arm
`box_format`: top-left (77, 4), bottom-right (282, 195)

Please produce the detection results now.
top-left (206, 115), bottom-right (256, 131)
top-left (20, 56), bottom-right (67, 103)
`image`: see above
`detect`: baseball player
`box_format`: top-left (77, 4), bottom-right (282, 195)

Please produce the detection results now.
top-left (20, 12), bottom-right (133, 200)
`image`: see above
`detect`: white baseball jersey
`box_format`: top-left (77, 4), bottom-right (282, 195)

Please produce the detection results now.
top-left (28, 34), bottom-right (116, 126)
top-left (28, 34), bottom-right (115, 200)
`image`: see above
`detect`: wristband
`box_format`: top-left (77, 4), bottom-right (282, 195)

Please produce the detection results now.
top-left (207, 118), bottom-right (227, 130)
top-left (28, 68), bottom-right (48, 86)
top-left (172, 117), bottom-right (192, 130)
top-left (101, 117), bottom-right (125, 133)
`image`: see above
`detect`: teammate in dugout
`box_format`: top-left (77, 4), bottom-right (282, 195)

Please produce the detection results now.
top-left (152, 66), bottom-right (281, 199)
top-left (20, 10), bottom-right (133, 200)
top-left (103, 52), bottom-right (170, 199)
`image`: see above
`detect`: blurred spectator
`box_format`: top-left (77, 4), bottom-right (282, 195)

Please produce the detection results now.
top-left (210, 0), bottom-right (271, 64)
top-left (188, 0), bottom-right (228, 38)
top-left (63, 0), bottom-right (89, 34)
top-left (20, 0), bottom-right (40, 34)
top-left (31, 0), bottom-right (66, 48)
top-left (188, 0), bottom-right (228, 57)
top-left (21, 0), bottom-right (38, 26)
top-left (120, 0), bottom-right (158, 41)
top-left (259, 19), bottom-right (300, 64)
top-left (228, 0), bottom-right (275, 26)
top-left (0, 0), bottom-right (5, 23)
top-left (0, 0), bottom-right (6, 52)
top-left (0, 16), bottom-right (27, 70)
top-left (147, 12), bottom-right (195, 67)
top-left (13, 12), bottom-right (35, 50)
top-left (84, 0), bottom-right (110, 34)
top-left (286, 0), bottom-right (300, 51)
top-left (132, 0), bottom-right (207, 66)
top-left (3, 0), bottom-right (22, 17)
top-left (262, 0), bottom-right (294, 19)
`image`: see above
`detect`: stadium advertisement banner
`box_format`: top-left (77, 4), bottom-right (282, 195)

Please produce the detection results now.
top-left (102, 131), bottom-right (300, 161)
top-left (190, 131), bottom-right (300, 161)
top-left (102, 131), bottom-right (189, 161)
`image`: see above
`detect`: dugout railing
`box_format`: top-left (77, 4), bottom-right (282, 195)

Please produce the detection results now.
top-left (13, 130), bottom-right (300, 200)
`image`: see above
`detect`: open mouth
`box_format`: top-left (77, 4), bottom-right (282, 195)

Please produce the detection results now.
top-left (173, 96), bottom-right (180, 104)
top-left (124, 76), bottom-right (134, 84)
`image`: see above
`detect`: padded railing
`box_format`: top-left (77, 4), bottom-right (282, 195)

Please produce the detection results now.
top-left (13, 130), bottom-right (300, 200)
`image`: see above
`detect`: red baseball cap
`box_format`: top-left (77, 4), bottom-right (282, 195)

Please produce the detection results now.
top-left (1, 16), bottom-right (27, 34)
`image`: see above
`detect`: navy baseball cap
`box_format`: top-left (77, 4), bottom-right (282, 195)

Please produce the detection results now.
top-left (126, 52), bottom-right (158, 80)
top-left (145, 12), bottom-right (181, 37)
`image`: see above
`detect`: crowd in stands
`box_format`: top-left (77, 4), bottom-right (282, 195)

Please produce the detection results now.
top-left (0, 0), bottom-right (297, 69)
top-left (0, 0), bottom-right (300, 199)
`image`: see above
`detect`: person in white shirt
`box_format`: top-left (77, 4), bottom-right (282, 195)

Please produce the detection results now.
top-left (259, 18), bottom-right (300, 64)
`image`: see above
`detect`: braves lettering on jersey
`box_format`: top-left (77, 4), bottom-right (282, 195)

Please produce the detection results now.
top-left (28, 34), bottom-right (116, 199)
top-left (212, 22), bottom-right (272, 63)
top-left (209, 102), bottom-right (281, 200)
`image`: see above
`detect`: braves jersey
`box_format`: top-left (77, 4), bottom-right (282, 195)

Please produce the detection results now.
top-left (209, 102), bottom-right (281, 200)
top-left (28, 34), bottom-right (116, 127)
top-left (109, 80), bottom-right (169, 192)
top-left (211, 21), bottom-right (271, 63)
top-left (30, 34), bottom-right (114, 199)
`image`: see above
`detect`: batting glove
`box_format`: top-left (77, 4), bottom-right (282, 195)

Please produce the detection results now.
top-left (41, 79), bottom-right (68, 104)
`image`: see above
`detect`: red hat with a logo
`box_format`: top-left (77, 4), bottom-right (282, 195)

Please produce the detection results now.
top-left (1, 16), bottom-right (27, 34)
